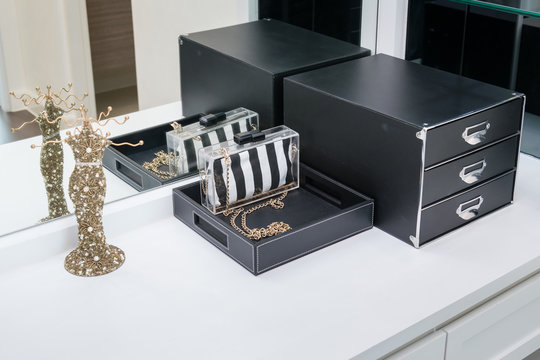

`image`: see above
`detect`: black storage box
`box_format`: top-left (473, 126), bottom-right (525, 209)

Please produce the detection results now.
top-left (103, 113), bottom-right (202, 191)
top-left (173, 165), bottom-right (373, 275)
top-left (284, 54), bottom-right (524, 247)
top-left (179, 19), bottom-right (370, 129)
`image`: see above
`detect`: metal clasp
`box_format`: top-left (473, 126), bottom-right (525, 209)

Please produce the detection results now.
top-left (459, 159), bottom-right (487, 184)
top-left (462, 121), bottom-right (490, 145)
top-left (170, 121), bottom-right (182, 133)
top-left (456, 195), bottom-right (484, 220)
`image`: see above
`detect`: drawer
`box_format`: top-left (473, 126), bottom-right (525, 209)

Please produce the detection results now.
top-left (444, 272), bottom-right (540, 360)
top-left (385, 331), bottom-right (446, 360)
top-left (419, 171), bottom-right (515, 244)
top-left (425, 98), bottom-right (523, 167)
top-left (422, 135), bottom-right (519, 206)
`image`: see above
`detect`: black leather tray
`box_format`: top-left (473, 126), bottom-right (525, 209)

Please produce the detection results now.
top-left (173, 164), bottom-right (374, 275)
top-left (103, 113), bottom-right (202, 191)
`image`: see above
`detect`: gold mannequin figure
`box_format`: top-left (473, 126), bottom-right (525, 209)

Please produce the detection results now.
top-left (32, 105), bottom-right (143, 276)
top-left (10, 84), bottom-right (87, 222)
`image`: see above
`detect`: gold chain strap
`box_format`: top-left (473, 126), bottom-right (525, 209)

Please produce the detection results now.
top-left (220, 148), bottom-right (292, 241)
top-left (291, 143), bottom-right (298, 163)
top-left (221, 148), bottom-right (233, 216)
top-left (228, 192), bottom-right (291, 240)
top-left (199, 170), bottom-right (208, 195)
top-left (143, 150), bottom-right (175, 179)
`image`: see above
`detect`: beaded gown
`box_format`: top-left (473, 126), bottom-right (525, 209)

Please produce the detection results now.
top-left (37, 100), bottom-right (70, 221)
top-left (64, 122), bottom-right (125, 276)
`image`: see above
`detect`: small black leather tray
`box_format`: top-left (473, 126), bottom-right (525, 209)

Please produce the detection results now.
top-left (173, 164), bottom-right (374, 275)
top-left (103, 113), bottom-right (202, 191)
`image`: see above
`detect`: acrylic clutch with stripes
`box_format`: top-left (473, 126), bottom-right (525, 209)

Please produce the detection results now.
top-left (166, 107), bottom-right (259, 175)
top-left (199, 125), bottom-right (300, 215)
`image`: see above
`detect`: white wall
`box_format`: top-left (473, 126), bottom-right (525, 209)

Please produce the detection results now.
top-left (0, 0), bottom-right (28, 112)
top-left (361, 0), bottom-right (379, 53)
top-left (376, 0), bottom-right (409, 58)
top-left (0, 16), bottom-right (10, 111)
top-left (0, 0), bottom-right (95, 115)
top-left (131, 0), bottom-right (255, 111)
top-left (62, 0), bottom-right (96, 117)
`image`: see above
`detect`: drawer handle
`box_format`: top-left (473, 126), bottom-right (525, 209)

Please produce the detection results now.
top-left (462, 121), bottom-right (491, 145)
top-left (456, 196), bottom-right (484, 220)
top-left (459, 159), bottom-right (487, 184)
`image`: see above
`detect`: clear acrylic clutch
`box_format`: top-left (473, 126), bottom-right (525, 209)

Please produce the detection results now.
top-left (166, 107), bottom-right (259, 175)
top-left (199, 125), bottom-right (300, 215)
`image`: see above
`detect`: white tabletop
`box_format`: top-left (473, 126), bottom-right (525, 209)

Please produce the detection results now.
top-left (0, 154), bottom-right (539, 360)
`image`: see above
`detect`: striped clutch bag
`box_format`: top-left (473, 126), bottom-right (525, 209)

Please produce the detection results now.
top-left (166, 108), bottom-right (259, 175)
top-left (199, 126), bottom-right (299, 215)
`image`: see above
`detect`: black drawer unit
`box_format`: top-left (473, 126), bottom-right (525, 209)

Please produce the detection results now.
top-left (180, 19), bottom-right (370, 129)
top-left (284, 54), bottom-right (524, 247)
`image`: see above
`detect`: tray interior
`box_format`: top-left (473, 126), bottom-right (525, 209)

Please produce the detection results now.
top-left (108, 114), bottom-right (202, 178)
top-left (124, 145), bottom-right (168, 165)
top-left (178, 165), bottom-right (372, 243)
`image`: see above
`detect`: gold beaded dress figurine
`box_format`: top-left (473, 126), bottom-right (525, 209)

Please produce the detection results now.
top-left (10, 84), bottom-right (87, 222)
top-left (32, 106), bottom-right (143, 277)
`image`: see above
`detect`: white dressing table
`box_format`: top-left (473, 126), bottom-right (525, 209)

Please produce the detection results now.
top-left (0, 103), bottom-right (539, 360)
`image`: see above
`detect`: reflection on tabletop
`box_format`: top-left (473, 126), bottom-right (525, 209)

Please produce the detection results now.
top-left (0, 101), bottom-right (183, 237)
top-left (9, 84), bottom-right (89, 223)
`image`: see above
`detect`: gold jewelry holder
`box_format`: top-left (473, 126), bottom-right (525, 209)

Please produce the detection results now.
top-left (10, 84), bottom-right (87, 222)
top-left (32, 105), bottom-right (143, 277)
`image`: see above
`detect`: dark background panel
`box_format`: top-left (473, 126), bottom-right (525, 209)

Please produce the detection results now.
top-left (462, 6), bottom-right (517, 88)
top-left (407, 0), bottom-right (518, 88)
top-left (421, 1), bottom-right (466, 74)
top-left (517, 18), bottom-right (540, 115)
top-left (259, 0), bottom-right (362, 45)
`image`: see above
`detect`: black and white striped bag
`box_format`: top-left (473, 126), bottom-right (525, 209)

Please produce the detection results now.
top-left (166, 108), bottom-right (258, 175)
top-left (200, 126), bottom-right (299, 214)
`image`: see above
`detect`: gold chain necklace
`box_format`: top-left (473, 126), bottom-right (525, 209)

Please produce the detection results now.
top-left (221, 148), bottom-right (292, 241)
top-left (143, 150), bottom-right (175, 179)
top-left (227, 192), bottom-right (291, 240)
